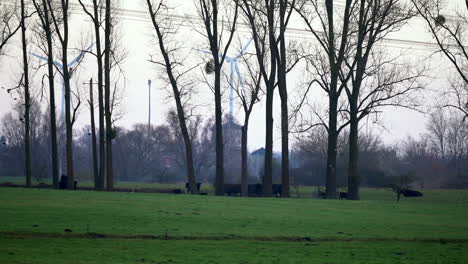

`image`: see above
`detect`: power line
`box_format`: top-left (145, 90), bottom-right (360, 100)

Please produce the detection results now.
top-left (68, 3), bottom-right (456, 51)
top-left (1, 0), bottom-right (460, 51)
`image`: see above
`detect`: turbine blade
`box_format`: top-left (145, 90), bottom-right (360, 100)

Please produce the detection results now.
top-left (30, 53), bottom-right (49, 62)
top-left (237, 39), bottom-right (253, 58)
top-left (195, 48), bottom-right (212, 55)
top-left (67, 43), bottom-right (94, 67)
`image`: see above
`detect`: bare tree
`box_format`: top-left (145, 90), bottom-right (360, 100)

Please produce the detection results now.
top-left (296, 0), bottom-right (355, 199)
top-left (427, 109), bottom-right (448, 159)
top-left (103, 0), bottom-right (113, 190)
top-left (196, 0), bottom-right (239, 196)
top-left (240, 0), bottom-right (297, 197)
top-left (114, 123), bottom-right (171, 182)
top-left (1, 100), bottom-right (52, 182)
top-left (19, 0), bottom-right (32, 187)
top-left (235, 51), bottom-right (263, 196)
top-left (78, 0), bottom-right (106, 190)
top-left (32, 0), bottom-right (60, 188)
top-left (0, 0), bottom-right (21, 56)
top-left (426, 108), bottom-right (468, 179)
top-left (444, 112), bottom-right (468, 178)
top-left (412, 0), bottom-right (468, 117)
top-left (145, 0), bottom-right (198, 194)
top-left (341, 0), bottom-right (419, 200)
top-left (46, 0), bottom-right (77, 189)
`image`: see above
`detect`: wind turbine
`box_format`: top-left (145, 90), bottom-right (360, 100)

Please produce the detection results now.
top-left (31, 43), bottom-right (94, 121)
top-left (198, 39), bottom-right (252, 121)
top-left (31, 44), bottom-right (93, 178)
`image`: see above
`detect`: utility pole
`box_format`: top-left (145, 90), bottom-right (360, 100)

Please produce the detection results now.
top-left (148, 79), bottom-right (152, 135)
top-left (88, 78), bottom-right (99, 188)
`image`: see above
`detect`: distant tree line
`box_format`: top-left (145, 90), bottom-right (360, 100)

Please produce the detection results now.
top-left (293, 108), bottom-right (468, 189)
top-left (2, 102), bottom-right (467, 189)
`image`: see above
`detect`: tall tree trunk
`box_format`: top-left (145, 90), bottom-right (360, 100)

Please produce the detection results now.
top-left (325, 0), bottom-right (338, 200)
top-left (20, 0), bottom-right (31, 188)
top-left (182, 122), bottom-right (197, 195)
top-left (326, 93), bottom-right (338, 199)
top-left (145, 1), bottom-right (198, 194)
top-left (278, 0), bottom-right (289, 198)
top-left (98, 65), bottom-right (105, 189)
top-left (208, 2), bottom-right (224, 197)
top-left (280, 93), bottom-right (289, 197)
top-left (263, 82), bottom-right (274, 197)
top-left (89, 79), bottom-right (99, 189)
top-left (58, 0), bottom-right (74, 190)
top-left (241, 118), bottom-right (249, 197)
top-left (263, 0), bottom-right (277, 198)
top-left (214, 69), bottom-right (224, 196)
top-left (347, 99), bottom-right (360, 200)
top-left (42, 0), bottom-right (60, 189)
top-left (92, 0), bottom-right (106, 190)
top-left (104, 0), bottom-right (113, 190)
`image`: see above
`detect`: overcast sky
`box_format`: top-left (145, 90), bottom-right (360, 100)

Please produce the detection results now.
top-left (0, 0), bottom-right (465, 151)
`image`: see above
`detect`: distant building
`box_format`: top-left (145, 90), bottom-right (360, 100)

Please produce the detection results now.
top-left (249, 148), bottom-right (283, 183)
top-left (250, 148), bottom-right (265, 181)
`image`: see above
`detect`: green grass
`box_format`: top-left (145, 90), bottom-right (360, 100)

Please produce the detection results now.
top-left (2, 237), bottom-right (468, 264)
top-left (3, 175), bottom-right (460, 200)
top-left (1, 187), bottom-right (468, 263)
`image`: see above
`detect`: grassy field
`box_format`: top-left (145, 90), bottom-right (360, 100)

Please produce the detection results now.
top-left (0, 175), bottom-right (441, 200)
top-left (1, 186), bottom-right (468, 263)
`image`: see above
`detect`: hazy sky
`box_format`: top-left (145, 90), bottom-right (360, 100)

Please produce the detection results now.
top-left (0, 0), bottom-right (465, 151)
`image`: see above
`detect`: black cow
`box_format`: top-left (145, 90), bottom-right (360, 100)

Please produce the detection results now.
top-left (273, 184), bottom-right (282, 197)
top-left (248, 184), bottom-right (262, 197)
top-left (59, 175), bottom-right (67, 189)
top-left (59, 175), bottom-right (77, 190)
top-left (224, 184), bottom-right (241, 196)
top-left (172, 189), bottom-right (183, 194)
top-left (185, 182), bottom-right (202, 193)
top-left (317, 191), bottom-right (326, 199)
top-left (339, 192), bottom-right (347, 200)
top-left (400, 189), bottom-right (423, 197)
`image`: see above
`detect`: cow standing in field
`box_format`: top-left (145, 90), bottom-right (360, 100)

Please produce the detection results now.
top-left (339, 192), bottom-right (347, 200)
top-left (400, 189), bottom-right (423, 197)
top-left (248, 184), bottom-right (262, 197)
top-left (273, 184), bottom-right (282, 197)
top-left (224, 184), bottom-right (241, 196)
top-left (59, 175), bottom-right (77, 190)
top-left (317, 191), bottom-right (326, 199)
top-left (391, 184), bottom-right (423, 201)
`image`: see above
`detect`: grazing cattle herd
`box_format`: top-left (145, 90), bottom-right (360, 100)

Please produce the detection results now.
top-left (181, 182), bottom-right (282, 197)
top-left (180, 183), bottom-right (417, 200)
top-left (54, 176), bottom-right (424, 200)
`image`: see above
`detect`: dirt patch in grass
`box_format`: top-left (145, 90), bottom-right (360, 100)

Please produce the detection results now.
top-left (2, 231), bottom-right (468, 244)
